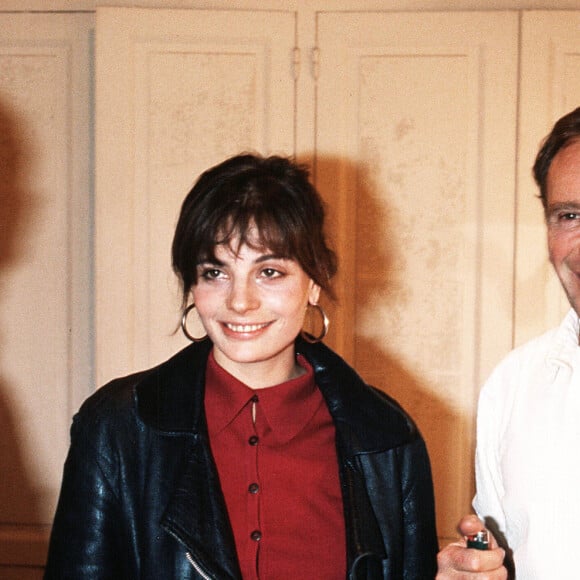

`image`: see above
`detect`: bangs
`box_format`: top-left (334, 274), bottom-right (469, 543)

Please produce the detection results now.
top-left (205, 211), bottom-right (297, 262)
top-left (197, 175), bottom-right (304, 262)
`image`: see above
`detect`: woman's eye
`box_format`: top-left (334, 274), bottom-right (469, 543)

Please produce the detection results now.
top-left (261, 267), bottom-right (282, 278)
top-left (561, 212), bottom-right (580, 221)
top-left (200, 268), bottom-right (222, 280)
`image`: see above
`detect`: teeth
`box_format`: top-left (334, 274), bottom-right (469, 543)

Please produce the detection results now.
top-left (226, 323), bottom-right (267, 333)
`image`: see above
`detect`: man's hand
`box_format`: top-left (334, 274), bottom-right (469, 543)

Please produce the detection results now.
top-left (436, 515), bottom-right (508, 579)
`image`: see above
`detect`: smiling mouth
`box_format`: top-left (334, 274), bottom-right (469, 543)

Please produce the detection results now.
top-left (225, 322), bottom-right (270, 333)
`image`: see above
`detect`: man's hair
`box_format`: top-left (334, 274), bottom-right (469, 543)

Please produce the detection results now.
top-left (533, 107), bottom-right (580, 209)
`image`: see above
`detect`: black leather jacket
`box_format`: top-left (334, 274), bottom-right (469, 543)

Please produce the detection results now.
top-left (45, 338), bottom-right (438, 579)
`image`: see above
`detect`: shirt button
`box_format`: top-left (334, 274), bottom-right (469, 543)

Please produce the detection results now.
top-left (250, 530), bottom-right (262, 542)
top-left (251, 395), bottom-right (259, 402)
top-left (248, 483), bottom-right (259, 494)
top-left (248, 435), bottom-right (259, 446)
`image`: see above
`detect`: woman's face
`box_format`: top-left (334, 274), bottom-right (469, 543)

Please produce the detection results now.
top-left (192, 234), bottom-right (320, 388)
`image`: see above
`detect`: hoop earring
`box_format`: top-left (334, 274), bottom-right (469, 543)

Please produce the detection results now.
top-left (301, 303), bottom-right (329, 344)
top-left (181, 303), bottom-right (208, 342)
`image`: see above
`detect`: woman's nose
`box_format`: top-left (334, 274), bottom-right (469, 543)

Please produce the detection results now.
top-left (227, 279), bottom-right (259, 313)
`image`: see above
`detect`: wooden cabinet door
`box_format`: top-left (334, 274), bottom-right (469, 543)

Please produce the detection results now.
top-left (515, 10), bottom-right (580, 346)
top-left (95, 7), bottom-right (297, 384)
top-left (314, 10), bottom-right (519, 542)
top-left (0, 12), bottom-right (92, 577)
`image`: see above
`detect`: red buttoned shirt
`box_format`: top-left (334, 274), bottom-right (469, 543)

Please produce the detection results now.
top-left (204, 351), bottom-right (346, 579)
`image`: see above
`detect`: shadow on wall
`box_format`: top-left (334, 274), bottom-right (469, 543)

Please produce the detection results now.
top-left (316, 155), bottom-right (464, 538)
top-left (0, 99), bottom-right (45, 577)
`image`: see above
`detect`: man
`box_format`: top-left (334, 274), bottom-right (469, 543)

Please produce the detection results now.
top-left (437, 106), bottom-right (580, 579)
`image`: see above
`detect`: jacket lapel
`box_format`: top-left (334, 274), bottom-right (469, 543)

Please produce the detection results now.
top-left (160, 435), bottom-right (242, 579)
top-left (137, 340), bottom-right (242, 579)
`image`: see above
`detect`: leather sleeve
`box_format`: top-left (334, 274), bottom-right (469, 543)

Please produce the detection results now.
top-left (44, 408), bottom-right (130, 579)
top-left (399, 436), bottom-right (438, 579)
top-left (350, 435), bottom-right (438, 579)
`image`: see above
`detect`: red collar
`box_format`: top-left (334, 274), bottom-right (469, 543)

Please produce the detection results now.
top-left (205, 351), bottom-right (321, 444)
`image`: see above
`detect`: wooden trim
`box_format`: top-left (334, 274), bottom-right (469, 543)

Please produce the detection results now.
top-left (0, 0), bottom-right (579, 13)
top-left (0, 525), bottom-right (50, 567)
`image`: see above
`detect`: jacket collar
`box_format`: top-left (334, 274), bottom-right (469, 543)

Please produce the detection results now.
top-left (296, 337), bottom-right (417, 454)
top-left (135, 336), bottom-right (416, 454)
top-left (136, 338), bottom-right (212, 433)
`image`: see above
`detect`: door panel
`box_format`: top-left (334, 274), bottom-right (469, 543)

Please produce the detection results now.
top-left (95, 7), bottom-right (296, 383)
top-left (0, 12), bottom-right (92, 575)
top-left (315, 11), bottom-right (518, 541)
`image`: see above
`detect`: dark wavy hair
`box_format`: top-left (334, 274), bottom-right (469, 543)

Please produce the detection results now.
top-left (533, 107), bottom-right (580, 210)
top-left (172, 153), bottom-right (337, 307)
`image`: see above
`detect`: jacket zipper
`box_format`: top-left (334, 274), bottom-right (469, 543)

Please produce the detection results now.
top-left (185, 552), bottom-right (214, 580)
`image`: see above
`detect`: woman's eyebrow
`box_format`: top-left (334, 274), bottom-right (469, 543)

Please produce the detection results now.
top-left (255, 253), bottom-right (286, 263)
top-left (196, 258), bottom-right (225, 267)
top-left (196, 252), bottom-right (289, 267)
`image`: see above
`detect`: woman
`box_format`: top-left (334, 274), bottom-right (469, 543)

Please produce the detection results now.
top-left (45, 154), bottom-right (438, 579)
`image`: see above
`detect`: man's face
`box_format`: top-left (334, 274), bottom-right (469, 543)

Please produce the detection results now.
top-left (546, 139), bottom-right (580, 315)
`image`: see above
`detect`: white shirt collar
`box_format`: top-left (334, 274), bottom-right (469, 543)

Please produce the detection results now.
top-left (545, 308), bottom-right (580, 378)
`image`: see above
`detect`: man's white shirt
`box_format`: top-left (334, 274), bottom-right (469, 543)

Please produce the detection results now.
top-left (474, 308), bottom-right (580, 579)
